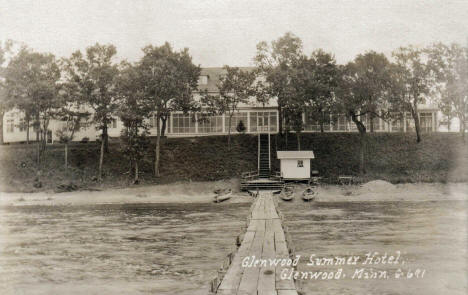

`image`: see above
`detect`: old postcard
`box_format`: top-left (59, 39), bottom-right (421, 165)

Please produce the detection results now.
top-left (0, 1), bottom-right (467, 294)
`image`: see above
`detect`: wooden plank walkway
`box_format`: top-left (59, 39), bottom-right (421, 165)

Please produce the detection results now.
top-left (216, 191), bottom-right (298, 295)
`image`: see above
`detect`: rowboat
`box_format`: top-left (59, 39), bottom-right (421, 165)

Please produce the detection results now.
top-left (302, 187), bottom-right (316, 202)
top-left (279, 186), bottom-right (294, 201)
top-left (213, 188), bottom-right (232, 203)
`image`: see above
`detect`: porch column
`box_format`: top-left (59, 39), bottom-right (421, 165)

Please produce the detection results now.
top-left (276, 111), bottom-right (279, 133)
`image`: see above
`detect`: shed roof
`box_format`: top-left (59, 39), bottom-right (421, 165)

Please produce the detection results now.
top-left (277, 151), bottom-right (315, 159)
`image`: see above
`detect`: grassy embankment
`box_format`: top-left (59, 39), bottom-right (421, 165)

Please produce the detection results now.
top-left (0, 133), bottom-right (467, 192)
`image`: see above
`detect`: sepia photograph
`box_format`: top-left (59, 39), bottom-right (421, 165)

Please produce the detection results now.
top-left (0, 1), bottom-right (467, 294)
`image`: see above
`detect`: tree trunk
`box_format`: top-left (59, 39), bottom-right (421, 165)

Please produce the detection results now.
top-left (460, 113), bottom-right (466, 142)
top-left (227, 114), bottom-right (232, 150)
top-left (351, 113), bottom-right (367, 174)
top-left (410, 104), bottom-right (422, 143)
top-left (36, 140), bottom-right (40, 164)
top-left (161, 116), bottom-right (167, 137)
top-left (0, 111), bottom-right (4, 145)
top-left (370, 114), bottom-right (374, 133)
top-left (64, 143), bottom-right (68, 170)
top-left (154, 112), bottom-right (161, 177)
top-left (278, 104), bottom-right (283, 135)
top-left (103, 123), bottom-right (109, 153)
top-left (35, 116), bottom-right (40, 142)
top-left (296, 132), bottom-right (301, 151)
top-left (134, 161), bottom-right (139, 184)
top-left (320, 111), bottom-right (326, 133)
top-left (358, 132), bottom-right (366, 174)
top-left (285, 131), bottom-right (288, 150)
top-left (26, 118), bottom-right (30, 144)
top-left (98, 135), bottom-right (104, 181)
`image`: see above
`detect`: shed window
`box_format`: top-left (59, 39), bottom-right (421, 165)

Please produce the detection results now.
top-left (6, 119), bottom-right (14, 133)
top-left (297, 160), bottom-right (304, 167)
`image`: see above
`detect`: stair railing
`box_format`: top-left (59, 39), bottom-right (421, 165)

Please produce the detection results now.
top-left (268, 131), bottom-right (271, 172)
top-left (257, 133), bottom-right (260, 173)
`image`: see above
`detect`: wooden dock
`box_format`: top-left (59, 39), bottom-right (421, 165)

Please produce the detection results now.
top-left (212, 191), bottom-right (298, 295)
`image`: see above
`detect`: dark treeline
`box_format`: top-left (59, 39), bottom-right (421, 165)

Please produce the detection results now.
top-left (0, 33), bottom-right (467, 180)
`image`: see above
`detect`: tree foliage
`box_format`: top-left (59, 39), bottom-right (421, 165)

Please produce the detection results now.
top-left (292, 49), bottom-right (339, 133)
top-left (336, 51), bottom-right (393, 173)
top-left (428, 42), bottom-right (468, 138)
top-left (137, 42), bottom-right (200, 177)
top-left (4, 47), bottom-right (61, 162)
top-left (202, 66), bottom-right (256, 149)
top-left (61, 43), bottom-right (119, 180)
top-left (391, 46), bottom-right (434, 143)
top-left (254, 32), bottom-right (304, 134)
top-left (115, 61), bottom-right (152, 183)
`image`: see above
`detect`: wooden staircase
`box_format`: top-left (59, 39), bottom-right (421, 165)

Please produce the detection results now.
top-left (240, 133), bottom-right (284, 191)
top-left (258, 133), bottom-right (270, 178)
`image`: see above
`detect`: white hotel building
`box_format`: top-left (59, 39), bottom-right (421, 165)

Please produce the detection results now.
top-left (2, 67), bottom-right (442, 144)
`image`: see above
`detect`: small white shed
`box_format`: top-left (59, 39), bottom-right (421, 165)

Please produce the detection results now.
top-left (277, 151), bottom-right (315, 180)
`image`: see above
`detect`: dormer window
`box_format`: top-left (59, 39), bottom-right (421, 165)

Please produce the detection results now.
top-left (198, 75), bottom-right (208, 85)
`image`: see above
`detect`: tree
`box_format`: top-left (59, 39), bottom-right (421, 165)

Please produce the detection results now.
top-left (391, 46), bottom-right (434, 143)
top-left (5, 47), bottom-right (61, 162)
top-left (55, 68), bottom-right (91, 170)
top-left (62, 43), bottom-right (119, 181)
top-left (304, 49), bottom-right (338, 133)
top-left (292, 50), bottom-right (339, 133)
top-left (254, 32), bottom-right (304, 135)
top-left (0, 41), bottom-right (11, 145)
top-left (336, 51), bottom-right (393, 174)
top-left (55, 110), bottom-right (89, 170)
top-left (283, 99), bottom-right (304, 150)
top-left (116, 62), bottom-right (152, 184)
top-left (205, 66), bottom-right (255, 149)
top-left (428, 42), bottom-right (468, 139)
top-left (138, 42), bottom-right (200, 177)
top-left (219, 66), bottom-right (256, 148)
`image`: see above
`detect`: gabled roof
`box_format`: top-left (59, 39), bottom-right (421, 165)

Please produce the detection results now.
top-left (277, 151), bottom-right (315, 159)
top-left (197, 67), bottom-right (256, 92)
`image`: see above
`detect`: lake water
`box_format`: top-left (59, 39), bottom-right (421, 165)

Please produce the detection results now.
top-left (0, 199), bottom-right (466, 295)
top-left (278, 200), bottom-right (468, 295)
top-left (0, 203), bottom-right (249, 295)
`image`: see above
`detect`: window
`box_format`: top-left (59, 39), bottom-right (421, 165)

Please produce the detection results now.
top-left (172, 113), bottom-right (196, 134)
top-left (226, 112), bottom-right (248, 133)
top-left (148, 115), bottom-right (171, 133)
top-left (391, 114), bottom-right (404, 132)
top-left (362, 114), bottom-right (382, 131)
top-left (19, 119), bottom-right (26, 132)
top-left (6, 119), bottom-right (14, 133)
top-left (297, 160), bottom-right (304, 167)
top-left (111, 118), bottom-right (117, 128)
top-left (199, 115), bottom-right (223, 133)
top-left (249, 111), bottom-right (277, 132)
top-left (304, 111), bottom-right (330, 132)
top-left (332, 114), bottom-right (348, 131)
top-left (420, 112), bottom-right (433, 133)
top-left (198, 75), bottom-right (208, 85)
top-left (406, 113), bottom-right (415, 132)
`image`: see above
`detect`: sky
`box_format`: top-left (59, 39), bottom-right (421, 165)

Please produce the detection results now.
top-left (1, 0), bottom-right (468, 67)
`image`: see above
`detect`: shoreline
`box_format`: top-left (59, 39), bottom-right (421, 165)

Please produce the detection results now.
top-left (0, 180), bottom-right (467, 207)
